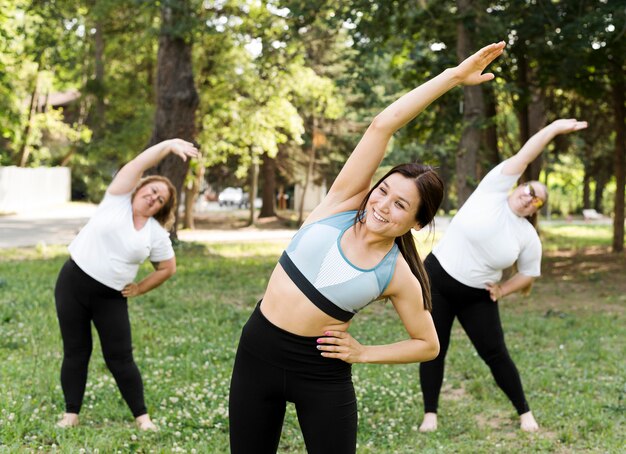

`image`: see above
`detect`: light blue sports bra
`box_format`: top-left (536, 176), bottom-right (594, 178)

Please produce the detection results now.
top-left (279, 210), bottom-right (400, 321)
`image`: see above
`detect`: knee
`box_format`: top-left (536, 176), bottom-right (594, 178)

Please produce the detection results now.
top-left (103, 350), bottom-right (135, 371)
top-left (480, 347), bottom-right (511, 366)
top-left (64, 346), bottom-right (92, 364)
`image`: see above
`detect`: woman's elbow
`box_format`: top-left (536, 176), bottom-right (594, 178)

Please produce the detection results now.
top-left (369, 114), bottom-right (395, 135)
top-left (162, 261), bottom-right (176, 279)
top-left (425, 337), bottom-right (440, 361)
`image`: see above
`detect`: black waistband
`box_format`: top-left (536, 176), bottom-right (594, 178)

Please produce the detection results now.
top-left (238, 301), bottom-right (352, 375)
top-left (278, 251), bottom-right (354, 322)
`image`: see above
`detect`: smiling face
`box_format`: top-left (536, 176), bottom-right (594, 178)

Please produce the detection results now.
top-left (508, 181), bottom-right (547, 217)
top-left (132, 181), bottom-right (171, 218)
top-left (365, 172), bottom-right (421, 237)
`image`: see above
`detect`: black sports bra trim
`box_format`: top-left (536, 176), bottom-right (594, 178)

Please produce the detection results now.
top-left (278, 251), bottom-right (354, 322)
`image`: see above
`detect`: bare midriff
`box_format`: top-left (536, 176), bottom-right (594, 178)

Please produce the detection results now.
top-left (260, 263), bottom-right (352, 337)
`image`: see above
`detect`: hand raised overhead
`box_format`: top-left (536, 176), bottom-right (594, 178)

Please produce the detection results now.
top-left (165, 138), bottom-right (200, 161)
top-left (548, 118), bottom-right (588, 135)
top-left (453, 41), bottom-right (506, 86)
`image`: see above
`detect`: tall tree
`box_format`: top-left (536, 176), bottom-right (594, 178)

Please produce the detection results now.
top-left (145, 0), bottom-right (199, 238)
top-left (259, 153), bottom-right (277, 217)
top-left (455, 0), bottom-right (484, 206)
top-left (197, 1), bottom-right (309, 225)
top-left (610, 61), bottom-right (625, 252)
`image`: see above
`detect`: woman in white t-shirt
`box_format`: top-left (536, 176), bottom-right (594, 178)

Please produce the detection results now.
top-left (54, 139), bottom-right (199, 430)
top-left (418, 119), bottom-right (587, 433)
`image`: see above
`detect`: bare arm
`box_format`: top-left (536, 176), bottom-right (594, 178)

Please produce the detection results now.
top-left (502, 119), bottom-right (588, 176)
top-left (310, 41), bottom-right (506, 220)
top-left (121, 257), bottom-right (176, 298)
top-left (316, 262), bottom-right (440, 364)
top-left (485, 273), bottom-right (534, 302)
top-left (108, 139), bottom-right (199, 195)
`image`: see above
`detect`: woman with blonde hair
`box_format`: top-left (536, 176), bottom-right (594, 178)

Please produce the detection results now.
top-left (419, 119), bottom-right (587, 433)
top-left (54, 139), bottom-right (198, 430)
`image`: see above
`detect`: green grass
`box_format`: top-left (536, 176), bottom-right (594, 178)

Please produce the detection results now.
top-left (541, 223), bottom-right (614, 251)
top-left (0, 224), bottom-right (624, 453)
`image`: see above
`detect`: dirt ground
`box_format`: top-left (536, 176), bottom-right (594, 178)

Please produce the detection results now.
top-left (533, 246), bottom-right (626, 315)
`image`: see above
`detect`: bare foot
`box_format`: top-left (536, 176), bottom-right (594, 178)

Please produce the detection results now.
top-left (520, 411), bottom-right (539, 432)
top-left (419, 412), bottom-right (438, 432)
top-left (135, 414), bottom-right (158, 431)
top-left (56, 413), bottom-right (79, 428)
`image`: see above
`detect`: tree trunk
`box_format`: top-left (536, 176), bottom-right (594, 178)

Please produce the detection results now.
top-left (144, 0), bottom-right (199, 239)
top-left (611, 61), bottom-right (625, 252)
top-left (583, 171), bottom-right (591, 209)
top-left (594, 173), bottom-right (607, 213)
top-left (524, 86), bottom-right (546, 181)
top-left (513, 47), bottom-right (545, 227)
top-left (582, 143), bottom-right (594, 210)
top-left (259, 153), bottom-right (277, 218)
top-left (248, 158), bottom-right (259, 226)
top-left (439, 156), bottom-right (453, 214)
top-left (483, 84), bottom-right (499, 170)
top-left (298, 116), bottom-right (317, 225)
top-left (92, 19), bottom-right (106, 139)
top-left (455, 0), bottom-right (483, 207)
top-left (543, 168), bottom-right (551, 219)
top-left (16, 64), bottom-right (40, 167)
top-left (515, 48), bottom-right (530, 159)
top-left (183, 164), bottom-right (204, 229)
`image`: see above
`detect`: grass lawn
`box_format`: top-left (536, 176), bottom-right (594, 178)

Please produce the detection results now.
top-left (0, 224), bottom-right (624, 453)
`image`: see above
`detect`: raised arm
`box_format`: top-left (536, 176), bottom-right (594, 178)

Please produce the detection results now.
top-left (108, 139), bottom-right (199, 195)
top-left (318, 41), bottom-right (506, 215)
top-left (502, 119), bottom-right (588, 176)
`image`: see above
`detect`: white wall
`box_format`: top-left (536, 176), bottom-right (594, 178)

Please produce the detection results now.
top-left (294, 180), bottom-right (327, 212)
top-left (0, 166), bottom-right (71, 213)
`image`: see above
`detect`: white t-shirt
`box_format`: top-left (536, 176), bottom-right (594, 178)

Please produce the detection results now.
top-left (68, 191), bottom-right (174, 291)
top-left (433, 161), bottom-right (542, 289)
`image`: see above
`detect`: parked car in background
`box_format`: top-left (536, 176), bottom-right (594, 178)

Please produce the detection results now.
top-left (218, 187), bottom-right (249, 208)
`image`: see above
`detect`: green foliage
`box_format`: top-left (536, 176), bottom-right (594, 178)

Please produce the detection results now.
top-left (0, 1), bottom-right (27, 159)
top-left (27, 109), bottom-right (92, 165)
top-left (1, 0), bottom-right (622, 223)
top-left (544, 154), bottom-right (586, 217)
top-left (197, 2), bottom-right (305, 179)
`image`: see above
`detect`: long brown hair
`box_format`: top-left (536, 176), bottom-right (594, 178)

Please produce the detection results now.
top-left (355, 163), bottom-right (444, 311)
top-left (132, 175), bottom-right (177, 230)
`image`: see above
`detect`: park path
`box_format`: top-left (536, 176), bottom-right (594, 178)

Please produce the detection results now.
top-left (3, 201), bottom-right (609, 250)
top-left (0, 203), bottom-right (97, 248)
top-left (0, 202), bottom-right (299, 248)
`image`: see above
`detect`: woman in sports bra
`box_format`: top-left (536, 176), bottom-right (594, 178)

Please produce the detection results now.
top-left (228, 41), bottom-right (506, 454)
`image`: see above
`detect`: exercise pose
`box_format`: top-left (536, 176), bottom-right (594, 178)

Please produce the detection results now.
top-left (229, 42), bottom-right (506, 453)
top-left (419, 119), bottom-right (587, 432)
top-left (55, 139), bottom-right (198, 430)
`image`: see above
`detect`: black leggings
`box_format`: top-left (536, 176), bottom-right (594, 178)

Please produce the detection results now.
top-left (54, 259), bottom-right (147, 417)
top-left (419, 254), bottom-right (530, 415)
top-left (229, 302), bottom-right (358, 454)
